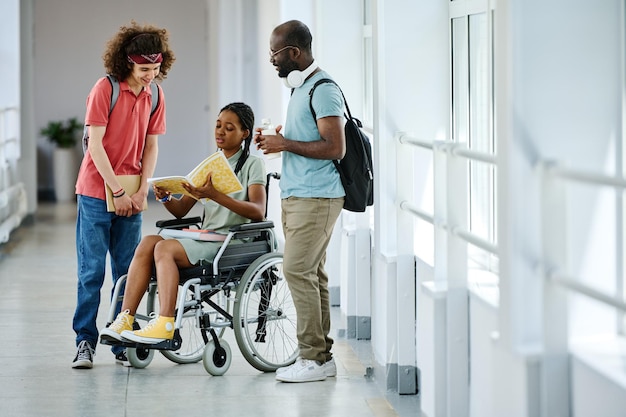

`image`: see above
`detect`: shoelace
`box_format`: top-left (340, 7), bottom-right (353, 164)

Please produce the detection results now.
top-left (138, 313), bottom-right (159, 333)
top-left (77, 341), bottom-right (94, 360)
top-left (295, 358), bottom-right (314, 368)
top-left (112, 310), bottom-right (133, 331)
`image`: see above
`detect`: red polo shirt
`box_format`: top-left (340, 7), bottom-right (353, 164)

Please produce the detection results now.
top-left (75, 76), bottom-right (166, 200)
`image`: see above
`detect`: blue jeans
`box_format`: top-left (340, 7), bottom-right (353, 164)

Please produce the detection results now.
top-left (72, 195), bottom-right (142, 354)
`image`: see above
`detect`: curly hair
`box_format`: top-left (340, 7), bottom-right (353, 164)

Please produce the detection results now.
top-left (102, 20), bottom-right (175, 81)
top-left (219, 102), bottom-right (255, 175)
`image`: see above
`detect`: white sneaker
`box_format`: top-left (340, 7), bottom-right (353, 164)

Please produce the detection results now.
top-left (276, 357), bottom-right (300, 374)
top-left (320, 358), bottom-right (337, 377)
top-left (276, 357), bottom-right (336, 376)
top-left (275, 358), bottom-right (327, 383)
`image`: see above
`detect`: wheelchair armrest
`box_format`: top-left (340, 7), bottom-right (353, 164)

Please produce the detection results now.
top-left (228, 220), bottom-right (275, 232)
top-left (156, 216), bottom-right (203, 229)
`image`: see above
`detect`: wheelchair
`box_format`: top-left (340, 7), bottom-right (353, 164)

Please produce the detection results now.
top-left (100, 172), bottom-right (298, 375)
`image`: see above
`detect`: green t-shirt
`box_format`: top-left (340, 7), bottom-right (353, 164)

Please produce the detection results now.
top-left (201, 149), bottom-right (267, 234)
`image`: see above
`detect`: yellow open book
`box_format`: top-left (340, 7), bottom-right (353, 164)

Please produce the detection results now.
top-left (147, 151), bottom-right (243, 200)
top-left (105, 175), bottom-right (148, 212)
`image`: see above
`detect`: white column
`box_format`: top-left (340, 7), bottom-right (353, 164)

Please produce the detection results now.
top-left (539, 162), bottom-right (570, 417)
top-left (445, 144), bottom-right (469, 417)
top-left (396, 130), bottom-right (416, 394)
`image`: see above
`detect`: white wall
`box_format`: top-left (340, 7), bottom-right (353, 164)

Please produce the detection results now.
top-left (494, 0), bottom-right (624, 415)
top-left (0, 0), bottom-right (29, 237)
top-left (19, 1), bottom-right (37, 214)
top-left (497, 0), bottom-right (623, 348)
top-left (370, 0), bottom-right (450, 390)
top-left (0, 1), bottom-right (20, 109)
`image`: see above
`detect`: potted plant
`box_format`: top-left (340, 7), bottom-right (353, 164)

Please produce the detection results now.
top-left (40, 117), bottom-right (82, 149)
top-left (40, 117), bottom-right (82, 202)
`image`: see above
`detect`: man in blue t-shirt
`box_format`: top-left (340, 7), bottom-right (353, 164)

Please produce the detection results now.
top-left (255, 19), bottom-right (345, 383)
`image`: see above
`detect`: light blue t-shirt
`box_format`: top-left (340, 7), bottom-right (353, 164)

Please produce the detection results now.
top-left (280, 71), bottom-right (346, 199)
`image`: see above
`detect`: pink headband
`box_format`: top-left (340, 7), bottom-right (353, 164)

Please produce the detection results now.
top-left (127, 53), bottom-right (163, 64)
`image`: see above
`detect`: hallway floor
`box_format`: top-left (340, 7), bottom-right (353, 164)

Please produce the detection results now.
top-left (0, 201), bottom-right (420, 417)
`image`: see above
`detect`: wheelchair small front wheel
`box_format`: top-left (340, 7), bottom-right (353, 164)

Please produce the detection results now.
top-left (148, 282), bottom-right (225, 365)
top-left (127, 346), bottom-right (155, 369)
top-left (202, 339), bottom-right (232, 376)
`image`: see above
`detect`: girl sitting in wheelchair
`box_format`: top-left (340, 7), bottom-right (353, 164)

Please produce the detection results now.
top-left (100, 102), bottom-right (267, 346)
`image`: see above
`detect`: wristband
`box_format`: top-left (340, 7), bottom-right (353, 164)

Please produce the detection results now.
top-left (112, 187), bottom-right (124, 196)
top-left (113, 190), bottom-right (126, 198)
top-left (158, 194), bottom-right (172, 203)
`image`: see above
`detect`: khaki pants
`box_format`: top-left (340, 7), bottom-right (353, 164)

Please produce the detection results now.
top-left (281, 196), bottom-right (344, 363)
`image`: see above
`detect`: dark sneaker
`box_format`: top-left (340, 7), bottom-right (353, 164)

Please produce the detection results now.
top-left (115, 350), bottom-right (131, 367)
top-left (72, 340), bottom-right (94, 369)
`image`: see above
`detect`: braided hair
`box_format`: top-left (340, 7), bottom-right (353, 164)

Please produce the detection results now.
top-left (220, 102), bottom-right (255, 174)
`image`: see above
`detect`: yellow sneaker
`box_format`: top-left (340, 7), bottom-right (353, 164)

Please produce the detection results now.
top-left (100, 309), bottom-right (134, 342)
top-left (120, 315), bottom-right (175, 344)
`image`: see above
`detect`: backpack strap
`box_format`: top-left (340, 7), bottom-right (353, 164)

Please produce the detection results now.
top-left (308, 78), bottom-right (371, 182)
top-left (308, 78), bottom-right (355, 124)
top-left (84, 76), bottom-right (159, 154)
top-left (149, 82), bottom-right (159, 116)
top-left (106, 74), bottom-right (159, 117)
top-left (106, 74), bottom-right (120, 116)
top-left (308, 78), bottom-right (352, 175)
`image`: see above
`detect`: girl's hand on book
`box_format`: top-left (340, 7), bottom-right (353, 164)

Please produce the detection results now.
top-left (153, 185), bottom-right (171, 201)
top-left (182, 172), bottom-right (218, 200)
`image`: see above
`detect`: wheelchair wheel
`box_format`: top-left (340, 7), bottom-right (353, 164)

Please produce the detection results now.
top-left (146, 284), bottom-right (208, 364)
top-left (202, 339), bottom-right (232, 376)
top-left (127, 346), bottom-right (155, 369)
top-left (233, 252), bottom-right (298, 372)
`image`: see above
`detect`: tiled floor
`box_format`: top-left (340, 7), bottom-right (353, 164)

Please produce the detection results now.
top-left (0, 201), bottom-right (420, 417)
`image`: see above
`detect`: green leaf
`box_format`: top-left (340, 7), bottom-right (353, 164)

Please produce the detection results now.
top-left (40, 117), bottom-right (83, 148)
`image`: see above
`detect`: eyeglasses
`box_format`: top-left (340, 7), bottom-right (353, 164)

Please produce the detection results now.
top-left (269, 45), bottom-right (298, 58)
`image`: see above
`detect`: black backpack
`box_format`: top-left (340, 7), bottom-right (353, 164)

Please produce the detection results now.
top-left (308, 78), bottom-right (374, 212)
top-left (82, 74), bottom-right (160, 153)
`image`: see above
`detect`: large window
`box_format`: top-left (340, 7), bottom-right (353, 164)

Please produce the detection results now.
top-left (451, 2), bottom-right (497, 275)
top-left (362, 0), bottom-right (373, 128)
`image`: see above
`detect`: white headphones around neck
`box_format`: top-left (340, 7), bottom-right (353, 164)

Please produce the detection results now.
top-left (282, 60), bottom-right (318, 88)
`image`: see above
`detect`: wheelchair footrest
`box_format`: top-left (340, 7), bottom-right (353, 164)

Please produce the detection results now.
top-left (99, 331), bottom-right (183, 351)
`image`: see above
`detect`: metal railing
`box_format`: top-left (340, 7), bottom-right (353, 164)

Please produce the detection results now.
top-left (543, 162), bottom-right (626, 313)
top-left (396, 133), bottom-right (498, 255)
top-left (396, 131), bottom-right (626, 314)
top-left (0, 106), bottom-right (19, 147)
top-left (0, 105), bottom-right (25, 244)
